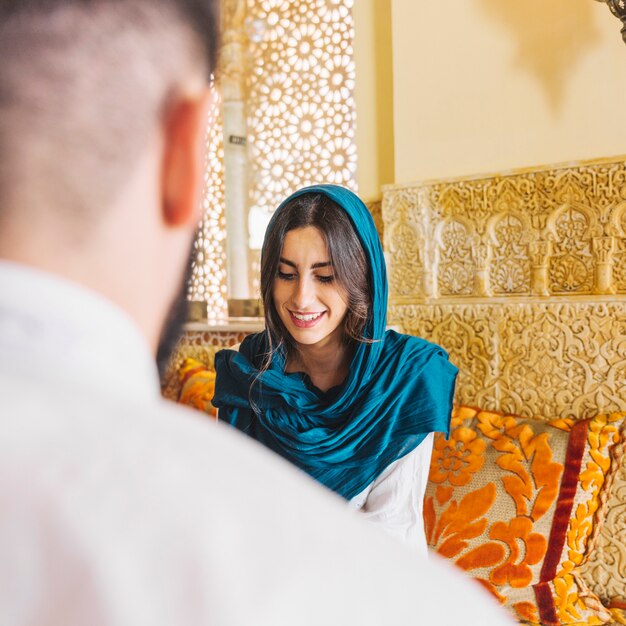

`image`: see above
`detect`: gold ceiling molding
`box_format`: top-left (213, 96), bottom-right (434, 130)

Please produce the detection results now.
top-left (383, 155), bottom-right (626, 302)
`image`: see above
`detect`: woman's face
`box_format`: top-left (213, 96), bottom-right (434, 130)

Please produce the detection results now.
top-left (272, 226), bottom-right (348, 349)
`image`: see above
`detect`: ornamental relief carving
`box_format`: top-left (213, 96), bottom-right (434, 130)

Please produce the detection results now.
top-left (548, 205), bottom-right (595, 294)
top-left (582, 461), bottom-right (626, 606)
top-left (437, 219), bottom-right (474, 296)
top-left (389, 303), bottom-right (498, 410)
top-left (489, 212), bottom-right (532, 295)
top-left (364, 199), bottom-right (383, 242)
top-left (389, 302), bottom-right (626, 421)
top-left (382, 157), bottom-right (626, 299)
top-left (613, 203), bottom-right (626, 292)
top-left (383, 189), bottom-right (426, 298)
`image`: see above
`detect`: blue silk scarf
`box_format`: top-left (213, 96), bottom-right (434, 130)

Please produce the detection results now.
top-left (213, 184), bottom-right (458, 500)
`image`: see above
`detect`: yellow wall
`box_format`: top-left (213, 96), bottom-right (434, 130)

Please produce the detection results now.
top-left (353, 0), bottom-right (395, 201)
top-left (390, 0), bottom-right (626, 184)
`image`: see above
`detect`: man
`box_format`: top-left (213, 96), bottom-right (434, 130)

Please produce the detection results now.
top-left (0, 1), bottom-right (510, 624)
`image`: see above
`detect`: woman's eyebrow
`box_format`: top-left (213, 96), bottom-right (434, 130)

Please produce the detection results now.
top-left (279, 257), bottom-right (332, 270)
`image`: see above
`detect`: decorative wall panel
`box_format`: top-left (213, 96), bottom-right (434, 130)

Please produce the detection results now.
top-left (365, 199), bottom-right (383, 242)
top-left (383, 157), bottom-right (626, 300)
top-left (582, 459), bottom-right (626, 607)
top-left (490, 212), bottom-right (531, 295)
top-left (390, 301), bottom-right (626, 420)
top-left (384, 156), bottom-right (626, 421)
top-left (391, 303), bottom-right (499, 410)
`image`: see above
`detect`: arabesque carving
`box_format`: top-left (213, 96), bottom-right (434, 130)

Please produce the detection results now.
top-left (389, 301), bottom-right (626, 421)
top-left (437, 219), bottom-right (474, 296)
top-left (548, 205), bottom-right (595, 294)
top-left (392, 303), bottom-right (498, 409)
top-left (489, 212), bottom-right (531, 295)
top-left (383, 157), bottom-right (626, 299)
top-left (582, 460), bottom-right (626, 608)
top-left (365, 199), bottom-right (383, 242)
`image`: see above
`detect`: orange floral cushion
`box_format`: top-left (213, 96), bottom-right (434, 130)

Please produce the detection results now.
top-left (424, 406), bottom-right (625, 625)
top-left (177, 357), bottom-right (217, 418)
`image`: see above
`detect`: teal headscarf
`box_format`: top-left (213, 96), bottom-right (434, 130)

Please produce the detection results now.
top-left (213, 184), bottom-right (457, 500)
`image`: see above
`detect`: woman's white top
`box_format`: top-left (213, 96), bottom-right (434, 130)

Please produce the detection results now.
top-left (349, 433), bottom-right (434, 554)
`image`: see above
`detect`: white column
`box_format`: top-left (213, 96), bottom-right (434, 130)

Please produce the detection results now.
top-left (221, 0), bottom-right (250, 301)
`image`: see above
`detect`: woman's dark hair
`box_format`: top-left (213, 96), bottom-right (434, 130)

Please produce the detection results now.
top-left (260, 192), bottom-right (371, 366)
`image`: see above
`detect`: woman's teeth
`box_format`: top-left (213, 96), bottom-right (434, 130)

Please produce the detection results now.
top-left (292, 312), bottom-right (323, 321)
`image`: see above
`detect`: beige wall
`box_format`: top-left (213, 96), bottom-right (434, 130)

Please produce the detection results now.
top-left (353, 0), bottom-right (395, 201)
top-left (389, 0), bottom-right (626, 184)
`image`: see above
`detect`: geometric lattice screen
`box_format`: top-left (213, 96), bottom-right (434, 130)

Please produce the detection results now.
top-left (190, 0), bottom-right (358, 317)
top-left (188, 82), bottom-right (228, 321)
top-left (246, 0), bottom-right (358, 248)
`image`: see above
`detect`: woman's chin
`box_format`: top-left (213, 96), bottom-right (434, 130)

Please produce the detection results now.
top-left (288, 329), bottom-right (326, 346)
top-left (285, 324), bottom-right (345, 350)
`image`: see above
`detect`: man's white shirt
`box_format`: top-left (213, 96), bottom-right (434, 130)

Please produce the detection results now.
top-left (0, 260), bottom-right (511, 626)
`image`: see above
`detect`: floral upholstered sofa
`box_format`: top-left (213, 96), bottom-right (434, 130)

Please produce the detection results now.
top-left (164, 156), bottom-right (626, 625)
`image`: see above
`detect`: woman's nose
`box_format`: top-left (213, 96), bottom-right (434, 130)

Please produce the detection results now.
top-left (292, 276), bottom-right (315, 310)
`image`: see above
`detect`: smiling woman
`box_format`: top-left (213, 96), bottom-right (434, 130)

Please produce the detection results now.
top-left (274, 227), bottom-right (349, 361)
top-left (212, 184), bottom-right (458, 550)
top-left (264, 193), bottom-right (370, 391)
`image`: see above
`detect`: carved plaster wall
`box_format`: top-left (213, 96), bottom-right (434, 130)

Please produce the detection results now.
top-left (390, 301), bottom-right (626, 420)
top-left (383, 156), bottom-right (626, 420)
top-left (383, 157), bottom-right (626, 302)
top-left (365, 199), bottom-right (383, 242)
top-left (582, 458), bottom-right (626, 608)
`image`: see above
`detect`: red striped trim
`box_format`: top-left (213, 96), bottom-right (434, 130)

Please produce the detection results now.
top-left (535, 419), bottom-right (589, 625)
top-left (608, 600), bottom-right (626, 610)
top-left (534, 582), bottom-right (559, 626)
top-left (541, 419), bottom-right (589, 580)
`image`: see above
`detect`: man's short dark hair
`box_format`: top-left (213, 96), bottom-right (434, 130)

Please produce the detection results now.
top-left (0, 0), bottom-right (219, 223)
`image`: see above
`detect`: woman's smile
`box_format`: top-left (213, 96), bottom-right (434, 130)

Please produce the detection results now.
top-left (289, 310), bottom-right (327, 328)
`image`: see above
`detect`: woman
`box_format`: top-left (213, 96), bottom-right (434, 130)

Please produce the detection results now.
top-left (213, 184), bottom-right (457, 550)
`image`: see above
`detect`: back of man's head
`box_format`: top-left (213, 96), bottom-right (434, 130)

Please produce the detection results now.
top-left (0, 0), bottom-right (218, 229)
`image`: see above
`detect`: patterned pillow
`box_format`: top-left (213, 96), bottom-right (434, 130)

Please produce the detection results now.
top-left (424, 406), bottom-right (625, 625)
top-left (177, 357), bottom-right (217, 418)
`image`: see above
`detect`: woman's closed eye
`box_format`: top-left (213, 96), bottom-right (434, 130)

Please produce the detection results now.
top-left (277, 269), bottom-right (335, 284)
top-left (316, 274), bottom-right (335, 284)
top-left (277, 270), bottom-right (296, 281)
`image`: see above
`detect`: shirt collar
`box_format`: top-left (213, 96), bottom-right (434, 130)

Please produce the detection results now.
top-left (0, 260), bottom-right (161, 401)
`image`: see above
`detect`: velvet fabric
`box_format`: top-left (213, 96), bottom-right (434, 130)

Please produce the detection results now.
top-left (424, 406), bottom-right (626, 625)
top-left (213, 184), bottom-right (457, 499)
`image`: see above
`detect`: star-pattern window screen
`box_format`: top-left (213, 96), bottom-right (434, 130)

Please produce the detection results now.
top-left (190, 0), bottom-right (358, 318)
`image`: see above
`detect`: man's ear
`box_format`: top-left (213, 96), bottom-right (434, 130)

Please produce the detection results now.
top-left (161, 88), bottom-right (212, 228)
